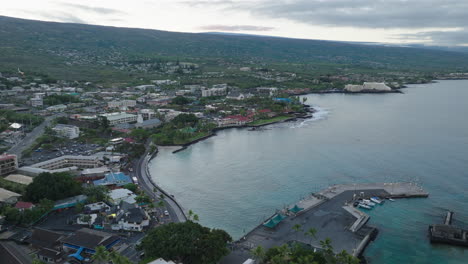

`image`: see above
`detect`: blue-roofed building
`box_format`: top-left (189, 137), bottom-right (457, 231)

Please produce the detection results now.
top-left (93, 172), bottom-right (132, 187)
top-left (273, 98), bottom-right (292, 103)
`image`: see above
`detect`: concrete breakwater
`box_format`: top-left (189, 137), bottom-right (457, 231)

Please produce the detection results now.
top-left (222, 182), bottom-right (428, 263)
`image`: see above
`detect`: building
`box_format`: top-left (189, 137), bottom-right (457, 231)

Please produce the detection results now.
top-left (100, 112), bottom-right (138, 126)
top-left (46, 104), bottom-right (67, 112)
top-left (15, 201), bottom-right (34, 211)
top-left (30, 97), bottom-right (43, 107)
top-left (148, 259), bottom-right (176, 264)
top-left (61, 228), bottom-right (120, 261)
top-left (107, 100), bottom-right (136, 109)
top-left (109, 189), bottom-right (137, 204)
top-left (93, 172), bottom-right (132, 188)
top-left (4, 174), bottom-right (33, 185)
top-left (110, 201), bottom-right (150, 232)
top-left (18, 155), bottom-right (101, 177)
top-left (202, 86), bottom-right (228, 97)
top-left (52, 124), bottom-right (80, 139)
top-left (218, 115), bottom-right (252, 127)
top-left (31, 228), bottom-right (65, 263)
top-left (344, 82), bottom-right (392, 92)
top-left (139, 109), bottom-right (155, 120)
top-left (0, 154), bottom-right (18, 176)
top-left (0, 188), bottom-right (21, 205)
top-left (135, 116), bottom-right (161, 129)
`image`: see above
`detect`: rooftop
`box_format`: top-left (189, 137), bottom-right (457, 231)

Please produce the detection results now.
top-left (4, 174), bottom-right (33, 185)
top-left (0, 188), bottom-right (21, 203)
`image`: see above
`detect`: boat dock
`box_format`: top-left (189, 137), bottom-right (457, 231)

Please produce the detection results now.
top-left (429, 211), bottom-right (468, 248)
top-left (222, 182), bottom-right (428, 264)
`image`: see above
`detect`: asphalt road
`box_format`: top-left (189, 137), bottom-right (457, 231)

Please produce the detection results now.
top-left (134, 149), bottom-right (187, 223)
top-left (8, 113), bottom-right (66, 158)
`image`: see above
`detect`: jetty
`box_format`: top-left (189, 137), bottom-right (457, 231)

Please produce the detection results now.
top-left (429, 211), bottom-right (468, 248)
top-left (222, 182), bottom-right (428, 264)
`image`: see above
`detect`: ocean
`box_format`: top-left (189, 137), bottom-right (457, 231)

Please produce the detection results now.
top-left (149, 80), bottom-right (468, 263)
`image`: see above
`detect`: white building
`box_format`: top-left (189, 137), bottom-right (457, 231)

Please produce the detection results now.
top-left (344, 82), bottom-right (392, 92)
top-left (107, 100), bottom-right (137, 109)
top-left (139, 109), bottom-right (155, 120)
top-left (111, 204), bottom-right (150, 232)
top-left (46, 104), bottom-right (67, 112)
top-left (52, 124), bottom-right (80, 139)
top-left (202, 86), bottom-right (228, 97)
top-left (30, 97), bottom-right (43, 107)
top-left (109, 189), bottom-right (137, 204)
top-left (100, 112), bottom-right (138, 126)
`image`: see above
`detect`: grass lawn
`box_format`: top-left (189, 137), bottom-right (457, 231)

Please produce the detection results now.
top-left (249, 115), bottom-right (293, 126)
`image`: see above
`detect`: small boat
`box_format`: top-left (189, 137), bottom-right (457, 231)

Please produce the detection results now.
top-left (358, 203), bottom-right (372, 209)
top-left (388, 198), bottom-right (395, 202)
top-left (370, 197), bottom-right (383, 204)
top-left (362, 199), bottom-right (376, 206)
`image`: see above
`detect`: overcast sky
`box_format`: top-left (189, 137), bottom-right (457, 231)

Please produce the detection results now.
top-left (2, 0), bottom-right (468, 46)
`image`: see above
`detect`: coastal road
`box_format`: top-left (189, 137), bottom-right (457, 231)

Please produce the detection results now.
top-left (8, 113), bottom-right (65, 159)
top-left (135, 149), bottom-right (187, 223)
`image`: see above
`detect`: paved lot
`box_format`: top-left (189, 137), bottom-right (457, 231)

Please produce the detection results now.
top-left (21, 142), bottom-right (100, 166)
top-left (222, 189), bottom-right (389, 264)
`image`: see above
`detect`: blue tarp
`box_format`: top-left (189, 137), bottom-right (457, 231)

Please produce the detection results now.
top-left (69, 247), bottom-right (84, 261)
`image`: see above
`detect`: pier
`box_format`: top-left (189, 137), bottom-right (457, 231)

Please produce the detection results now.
top-left (222, 182), bottom-right (428, 264)
top-left (429, 211), bottom-right (468, 248)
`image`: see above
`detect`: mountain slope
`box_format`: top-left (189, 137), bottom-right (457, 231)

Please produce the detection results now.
top-left (1, 15), bottom-right (467, 80)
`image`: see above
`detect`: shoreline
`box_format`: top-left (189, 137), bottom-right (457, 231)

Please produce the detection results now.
top-left (222, 182), bottom-right (429, 264)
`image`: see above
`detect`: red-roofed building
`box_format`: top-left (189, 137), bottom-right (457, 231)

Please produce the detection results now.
top-left (15, 201), bottom-right (34, 211)
top-left (124, 138), bottom-right (136, 144)
top-left (258, 109), bottom-right (276, 118)
top-left (218, 115), bottom-right (252, 127)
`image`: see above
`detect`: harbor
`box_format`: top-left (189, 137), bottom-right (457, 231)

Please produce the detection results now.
top-left (222, 182), bottom-right (428, 263)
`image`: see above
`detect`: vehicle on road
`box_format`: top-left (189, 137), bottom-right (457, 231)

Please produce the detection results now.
top-left (164, 210), bottom-right (169, 216)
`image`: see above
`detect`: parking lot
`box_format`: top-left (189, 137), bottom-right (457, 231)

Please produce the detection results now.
top-left (21, 142), bottom-right (102, 166)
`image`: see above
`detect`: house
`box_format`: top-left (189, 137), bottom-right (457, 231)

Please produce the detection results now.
top-left (110, 201), bottom-right (150, 232)
top-left (52, 124), bottom-right (80, 139)
top-left (30, 97), bottom-right (43, 107)
top-left (61, 228), bottom-right (120, 261)
top-left (109, 189), bottom-right (137, 204)
top-left (30, 228), bottom-right (65, 263)
top-left (107, 100), bottom-right (136, 109)
top-left (226, 91), bottom-right (252, 100)
top-left (148, 258), bottom-right (177, 264)
top-left (0, 188), bottom-right (21, 205)
top-left (201, 86), bottom-right (227, 97)
top-left (15, 201), bottom-right (34, 211)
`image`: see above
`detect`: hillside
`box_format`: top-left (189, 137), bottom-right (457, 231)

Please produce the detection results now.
top-left (1, 15), bottom-right (468, 82)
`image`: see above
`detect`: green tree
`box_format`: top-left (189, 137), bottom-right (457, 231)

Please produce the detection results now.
top-left (123, 183), bottom-right (138, 193)
top-left (25, 172), bottom-right (83, 203)
top-left (92, 246), bottom-right (109, 264)
top-left (172, 96), bottom-right (191, 105)
top-left (83, 185), bottom-right (109, 203)
top-left (304, 228), bottom-right (317, 245)
top-left (139, 221), bottom-right (232, 264)
top-left (251, 246), bottom-right (266, 263)
top-left (292, 224), bottom-right (302, 242)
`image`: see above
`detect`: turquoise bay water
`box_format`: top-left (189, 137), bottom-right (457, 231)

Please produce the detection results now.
top-left (149, 80), bottom-right (468, 263)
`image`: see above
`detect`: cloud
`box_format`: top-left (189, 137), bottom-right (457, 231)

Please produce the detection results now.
top-left (35, 11), bottom-right (88, 24)
top-left (178, 0), bottom-right (237, 8)
top-left (200, 24), bottom-right (275, 32)
top-left (64, 3), bottom-right (125, 15)
top-left (241, 0), bottom-right (468, 29)
top-left (397, 29), bottom-right (468, 46)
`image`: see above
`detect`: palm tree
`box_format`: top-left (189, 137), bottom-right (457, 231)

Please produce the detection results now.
top-left (292, 224), bottom-right (302, 242)
top-left (92, 246), bottom-right (109, 264)
top-left (193, 214), bottom-right (199, 222)
top-left (251, 246), bottom-right (265, 263)
top-left (304, 228), bottom-right (317, 245)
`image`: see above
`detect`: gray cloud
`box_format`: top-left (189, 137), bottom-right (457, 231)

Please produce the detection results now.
top-left (64, 3), bottom-right (125, 15)
top-left (35, 11), bottom-right (88, 24)
top-left (397, 29), bottom-right (468, 46)
top-left (241, 0), bottom-right (468, 29)
top-left (200, 24), bottom-right (275, 32)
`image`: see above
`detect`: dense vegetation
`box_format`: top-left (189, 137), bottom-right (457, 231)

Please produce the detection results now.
top-left (139, 221), bottom-right (232, 264)
top-left (1, 198), bottom-right (54, 226)
top-left (0, 109), bottom-right (44, 133)
top-left (43, 94), bottom-right (80, 106)
top-left (1, 16), bottom-right (468, 83)
top-left (25, 172), bottom-right (83, 202)
top-left (151, 114), bottom-right (215, 145)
